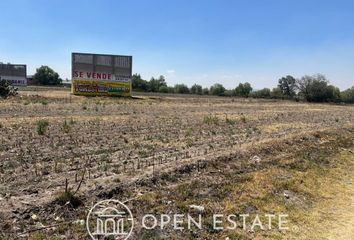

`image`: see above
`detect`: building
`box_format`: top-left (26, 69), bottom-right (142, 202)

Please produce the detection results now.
top-left (0, 63), bottom-right (27, 86)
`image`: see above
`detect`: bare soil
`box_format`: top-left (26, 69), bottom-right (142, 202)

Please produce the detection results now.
top-left (0, 89), bottom-right (353, 239)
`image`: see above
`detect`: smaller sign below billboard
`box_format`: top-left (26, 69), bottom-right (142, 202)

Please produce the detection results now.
top-left (0, 75), bottom-right (27, 86)
top-left (72, 52), bottom-right (132, 97)
top-left (0, 64), bottom-right (27, 86)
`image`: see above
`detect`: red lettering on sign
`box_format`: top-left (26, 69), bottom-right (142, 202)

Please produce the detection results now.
top-left (77, 71), bottom-right (116, 80)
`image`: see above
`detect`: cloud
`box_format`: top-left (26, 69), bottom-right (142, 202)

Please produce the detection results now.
top-left (166, 69), bottom-right (176, 74)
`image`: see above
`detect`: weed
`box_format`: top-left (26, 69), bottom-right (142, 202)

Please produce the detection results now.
top-left (240, 113), bottom-right (246, 123)
top-left (225, 115), bottom-right (236, 125)
top-left (176, 183), bottom-right (193, 199)
top-left (62, 120), bottom-right (71, 133)
top-left (185, 127), bottom-right (193, 137)
top-left (227, 232), bottom-right (247, 240)
top-left (55, 179), bottom-right (83, 208)
top-left (186, 138), bottom-right (194, 147)
top-left (36, 120), bottom-right (49, 135)
top-left (28, 232), bottom-right (45, 240)
top-left (41, 100), bottom-right (48, 105)
top-left (203, 115), bottom-right (219, 125)
top-left (204, 216), bottom-right (221, 234)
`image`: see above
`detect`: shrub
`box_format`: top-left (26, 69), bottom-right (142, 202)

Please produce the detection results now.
top-left (203, 115), bottom-right (219, 125)
top-left (0, 80), bottom-right (18, 98)
top-left (37, 120), bottom-right (49, 135)
top-left (62, 120), bottom-right (71, 133)
top-left (240, 114), bottom-right (246, 123)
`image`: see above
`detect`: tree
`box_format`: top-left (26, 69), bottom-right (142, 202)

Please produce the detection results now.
top-left (278, 75), bottom-right (296, 98)
top-left (132, 74), bottom-right (149, 91)
top-left (190, 84), bottom-right (203, 95)
top-left (326, 85), bottom-right (341, 102)
top-left (174, 84), bottom-right (190, 94)
top-left (297, 74), bottom-right (339, 102)
top-left (224, 89), bottom-right (236, 97)
top-left (235, 82), bottom-right (252, 97)
top-left (210, 83), bottom-right (225, 96)
top-left (341, 87), bottom-right (354, 103)
top-left (0, 79), bottom-right (18, 98)
top-left (149, 75), bottom-right (167, 92)
top-left (33, 66), bottom-right (62, 85)
top-left (270, 87), bottom-right (283, 99)
top-left (202, 88), bottom-right (210, 95)
top-left (251, 88), bottom-right (271, 98)
top-left (158, 86), bottom-right (169, 93)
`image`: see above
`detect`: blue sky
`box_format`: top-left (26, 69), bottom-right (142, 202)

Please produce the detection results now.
top-left (1, 0), bottom-right (353, 90)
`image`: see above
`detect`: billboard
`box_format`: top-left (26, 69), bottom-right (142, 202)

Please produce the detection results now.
top-left (72, 53), bottom-right (132, 96)
top-left (0, 64), bottom-right (27, 86)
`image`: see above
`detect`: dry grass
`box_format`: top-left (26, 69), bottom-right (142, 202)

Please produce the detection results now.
top-left (0, 89), bottom-right (353, 239)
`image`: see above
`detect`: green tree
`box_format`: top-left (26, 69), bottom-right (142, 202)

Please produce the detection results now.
top-left (341, 87), bottom-right (354, 103)
top-left (210, 83), bottom-right (226, 96)
top-left (190, 84), bottom-right (203, 95)
top-left (224, 89), bottom-right (236, 97)
top-left (149, 75), bottom-right (167, 92)
top-left (270, 87), bottom-right (283, 99)
top-left (251, 88), bottom-right (271, 98)
top-left (202, 88), bottom-right (210, 95)
top-left (33, 66), bottom-right (62, 85)
top-left (297, 74), bottom-right (339, 102)
top-left (174, 84), bottom-right (190, 94)
top-left (158, 86), bottom-right (169, 93)
top-left (278, 75), bottom-right (296, 98)
top-left (132, 73), bottom-right (149, 91)
top-left (235, 82), bottom-right (252, 97)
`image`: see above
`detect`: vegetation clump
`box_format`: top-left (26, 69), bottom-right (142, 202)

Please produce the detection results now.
top-left (0, 80), bottom-right (18, 98)
top-left (37, 120), bottom-right (49, 135)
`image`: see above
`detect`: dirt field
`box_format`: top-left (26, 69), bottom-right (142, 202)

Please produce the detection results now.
top-left (0, 90), bottom-right (353, 239)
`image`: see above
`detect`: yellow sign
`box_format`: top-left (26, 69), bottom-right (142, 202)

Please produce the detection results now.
top-left (72, 80), bottom-right (131, 97)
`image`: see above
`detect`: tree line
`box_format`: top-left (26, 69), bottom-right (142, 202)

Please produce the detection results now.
top-left (132, 73), bottom-right (354, 103)
top-left (13, 65), bottom-right (353, 103)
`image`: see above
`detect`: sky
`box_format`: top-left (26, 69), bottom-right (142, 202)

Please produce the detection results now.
top-left (0, 0), bottom-right (353, 90)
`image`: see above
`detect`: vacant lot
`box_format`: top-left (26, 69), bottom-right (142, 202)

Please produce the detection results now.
top-left (0, 89), bottom-right (353, 239)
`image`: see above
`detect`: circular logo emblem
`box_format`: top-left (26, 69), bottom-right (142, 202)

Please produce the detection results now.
top-left (87, 199), bottom-right (134, 240)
